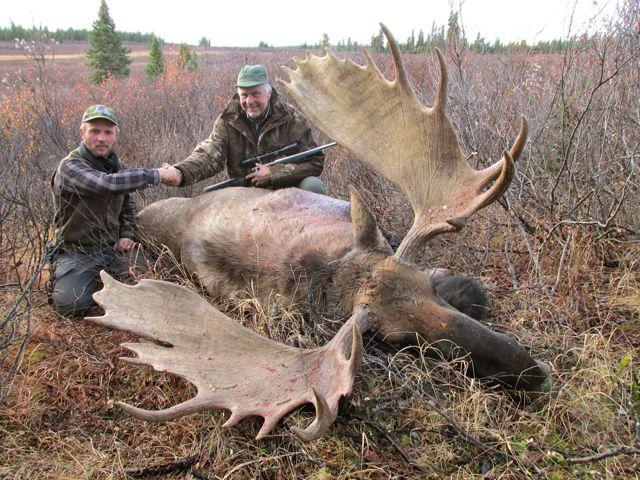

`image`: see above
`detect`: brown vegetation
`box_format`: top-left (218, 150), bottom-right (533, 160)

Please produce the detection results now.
top-left (1, 4), bottom-right (638, 478)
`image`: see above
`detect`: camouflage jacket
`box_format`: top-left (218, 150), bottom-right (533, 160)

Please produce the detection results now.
top-left (52, 143), bottom-right (159, 252)
top-left (174, 89), bottom-right (324, 188)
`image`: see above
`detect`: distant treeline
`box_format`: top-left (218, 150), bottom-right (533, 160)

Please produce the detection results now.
top-left (317, 23), bottom-right (570, 54)
top-left (300, 16), bottom-right (571, 54)
top-left (369, 24), bottom-right (570, 54)
top-left (300, 35), bottom-right (568, 55)
top-left (1, 21), bottom-right (158, 43)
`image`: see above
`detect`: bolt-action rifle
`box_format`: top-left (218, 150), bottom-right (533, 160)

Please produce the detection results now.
top-left (203, 142), bottom-right (337, 193)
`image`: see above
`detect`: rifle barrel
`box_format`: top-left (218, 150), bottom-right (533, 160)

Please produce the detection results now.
top-left (203, 176), bottom-right (246, 193)
top-left (266, 142), bottom-right (337, 167)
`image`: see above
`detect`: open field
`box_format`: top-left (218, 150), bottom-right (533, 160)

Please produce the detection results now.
top-left (1, 12), bottom-right (639, 479)
top-left (0, 40), bottom-right (227, 76)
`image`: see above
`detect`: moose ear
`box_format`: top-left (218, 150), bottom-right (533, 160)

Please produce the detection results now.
top-left (349, 185), bottom-right (391, 252)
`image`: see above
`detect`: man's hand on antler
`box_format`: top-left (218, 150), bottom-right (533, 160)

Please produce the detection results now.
top-left (246, 163), bottom-right (272, 187)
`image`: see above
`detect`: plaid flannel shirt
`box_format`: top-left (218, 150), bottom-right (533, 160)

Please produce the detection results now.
top-left (55, 145), bottom-right (159, 196)
top-left (52, 143), bottom-right (159, 250)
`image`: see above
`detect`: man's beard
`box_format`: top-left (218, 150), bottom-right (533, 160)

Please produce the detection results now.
top-left (88, 144), bottom-right (114, 158)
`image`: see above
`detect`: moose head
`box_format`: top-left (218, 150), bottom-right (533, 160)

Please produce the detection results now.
top-left (87, 25), bottom-right (549, 441)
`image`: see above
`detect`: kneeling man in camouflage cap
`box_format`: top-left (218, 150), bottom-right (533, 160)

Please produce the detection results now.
top-left (161, 65), bottom-right (325, 193)
top-left (51, 105), bottom-right (176, 317)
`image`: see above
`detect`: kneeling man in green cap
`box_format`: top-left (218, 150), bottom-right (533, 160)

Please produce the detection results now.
top-left (51, 105), bottom-right (177, 317)
top-left (161, 65), bottom-right (325, 193)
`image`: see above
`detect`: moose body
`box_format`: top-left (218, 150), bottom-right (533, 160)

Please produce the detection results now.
top-left (139, 186), bottom-right (545, 389)
top-left (146, 185), bottom-right (489, 319)
top-left (140, 187), bottom-right (354, 304)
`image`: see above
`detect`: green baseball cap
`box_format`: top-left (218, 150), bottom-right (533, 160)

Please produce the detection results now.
top-left (236, 65), bottom-right (269, 87)
top-left (81, 104), bottom-right (119, 125)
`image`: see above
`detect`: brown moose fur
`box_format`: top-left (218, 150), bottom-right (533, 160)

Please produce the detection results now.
top-left (140, 187), bottom-right (355, 304)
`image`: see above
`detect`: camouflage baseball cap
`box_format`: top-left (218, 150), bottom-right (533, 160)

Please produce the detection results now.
top-left (81, 104), bottom-right (119, 125)
top-left (236, 65), bottom-right (268, 87)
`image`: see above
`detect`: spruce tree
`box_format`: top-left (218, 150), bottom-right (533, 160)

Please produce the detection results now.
top-left (416, 30), bottom-right (425, 52)
top-left (176, 43), bottom-right (197, 72)
top-left (145, 36), bottom-right (165, 79)
top-left (370, 28), bottom-right (385, 52)
top-left (320, 33), bottom-right (330, 48)
top-left (86, 0), bottom-right (131, 83)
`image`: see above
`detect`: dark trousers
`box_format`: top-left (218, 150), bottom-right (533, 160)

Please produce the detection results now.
top-left (52, 246), bottom-right (147, 318)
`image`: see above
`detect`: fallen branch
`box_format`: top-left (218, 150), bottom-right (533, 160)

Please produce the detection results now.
top-left (123, 453), bottom-right (198, 477)
top-left (564, 444), bottom-right (640, 464)
top-left (296, 448), bottom-right (344, 471)
top-left (191, 468), bottom-right (222, 480)
top-left (346, 413), bottom-right (427, 473)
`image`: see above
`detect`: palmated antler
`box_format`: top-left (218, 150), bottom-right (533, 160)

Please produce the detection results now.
top-left (281, 24), bottom-right (527, 263)
top-left (87, 271), bottom-right (373, 440)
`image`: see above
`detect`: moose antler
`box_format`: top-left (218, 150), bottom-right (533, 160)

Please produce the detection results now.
top-left (87, 271), bottom-right (373, 440)
top-left (281, 24), bottom-right (527, 263)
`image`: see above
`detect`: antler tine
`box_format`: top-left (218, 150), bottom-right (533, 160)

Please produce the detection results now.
top-left (476, 149), bottom-right (515, 211)
top-left (222, 411), bottom-right (244, 428)
top-left (380, 23), bottom-right (415, 99)
top-left (510, 115), bottom-right (528, 160)
top-left (374, 27), bottom-right (448, 113)
top-left (433, 48), bottom-right (448, 112)
top-left (257, 414), bottom-right (291, 440)
top-left (379, 24), bottom-right (449, 116)
top-left (290, 387), bottom-right (335, 441)
top-left (116, 395), bottom-right (209, 422)
top-left (481, 116), bottom-right (528, 183)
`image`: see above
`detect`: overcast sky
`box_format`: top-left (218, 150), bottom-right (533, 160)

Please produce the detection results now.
top-left (3, 0), bottom-right (619, 47)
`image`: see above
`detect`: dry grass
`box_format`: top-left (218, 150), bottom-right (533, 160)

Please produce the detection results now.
top-left (1, 234), bottom-right (638, 479)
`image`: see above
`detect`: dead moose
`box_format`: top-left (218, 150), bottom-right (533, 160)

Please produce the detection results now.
top-left (88, 25), bottom-right (550, 441)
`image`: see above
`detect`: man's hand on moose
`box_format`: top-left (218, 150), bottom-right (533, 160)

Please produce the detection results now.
top-left (158, 164), bottom-right (183, 186)
top-left (246, 163), bottom-right (272, 187)
top-left (114, 237), bottom-right (136, 252)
